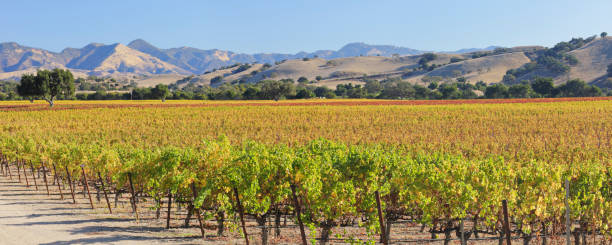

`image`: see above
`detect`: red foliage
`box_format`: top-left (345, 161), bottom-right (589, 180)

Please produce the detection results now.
top-left (1, 97), bottom-right (611, 112)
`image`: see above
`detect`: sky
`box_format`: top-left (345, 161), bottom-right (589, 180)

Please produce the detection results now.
top-left (2, 0), bottom-right (611, 54)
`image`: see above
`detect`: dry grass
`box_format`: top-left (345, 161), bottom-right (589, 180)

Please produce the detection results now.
top-left (407, 52), bottom-right (531, 84)
top-left (134, 74), bottom-right (184, 87)
top-left (567, 36), bottom-right (612, 83)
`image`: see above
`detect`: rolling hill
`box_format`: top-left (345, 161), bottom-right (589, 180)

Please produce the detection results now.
top-left (566, 36), bottom-right (612, 83)
top-left (0, 39), bottom-right (496, 80)
top-left (405, 51), bottom-right (534, 85)
top-left (499, 37), bottom-right (612, 85)
top-left (1, 36), bottom-right (611, 89)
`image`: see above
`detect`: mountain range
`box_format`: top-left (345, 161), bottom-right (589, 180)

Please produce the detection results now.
top-left (0, 40), bottom-right (496, 78)
top-left (2, 36), bottom-right (610, 88)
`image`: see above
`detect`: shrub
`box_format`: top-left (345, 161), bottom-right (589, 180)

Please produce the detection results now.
top-left (211, 76), bottom-right (223, 84)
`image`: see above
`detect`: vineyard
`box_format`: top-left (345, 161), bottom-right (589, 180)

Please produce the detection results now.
top-left (0, 98), bottom-right (611, 244)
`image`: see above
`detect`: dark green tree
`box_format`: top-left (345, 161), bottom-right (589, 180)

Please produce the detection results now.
top-left (502, 74), bottom-right (516, 84)
top-left (427, 81), bottom-right (438, 90)
top-left (508, 83), bottom-right (533, 98)
top-left (258, 80), bottom-right (296, 100)
top-left (418, 53), bottom-right (437, 70)
top-left (17, 69), bottom-right (75, 107)
top-left (460, 89), bottom-right (478, 99)
top-left (530, 77), bottom-right (555, 97)
top-left (413, 84), bottom-right (431, 99)
top-left (314, 86), bottom-right (334, 98)
top-left (346, 85), bottom-right (368, 98)
top-left (132, 87), bottom-right (153, 100)
top-left (152, 84), bottom-right (171, 102)
top-left (475, 81), bottom-right (487, 91)
top-left (295, 87), bottom-right (315, 99)
top-left (242, 86), bottom-right (260, 99)
top-left (601, 32), bottom-right (608, 38)
top-left (335, 83), bottom-right (352, 97)
top-left (484, 84), bottom-right (509, 99)
top-left (378, 81), bottom-right (415, 99)
top-left (297, 76), bottom-right (309, 83)
top-left (556, 79), bottom-right (602, 97)
top-left (364, 80), bottom-right (383, 94)
top-left (16, 74), bottom-right (40, 102)
top-left (439, 83), bottom-right (460, 99)
top-left (211, 76), bottom-right (223, 84)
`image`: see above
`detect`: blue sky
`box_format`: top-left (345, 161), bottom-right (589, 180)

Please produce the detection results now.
top-left (2, 0), bottom-right (611, 54)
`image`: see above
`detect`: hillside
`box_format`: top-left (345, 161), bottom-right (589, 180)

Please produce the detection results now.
top-left (567, 36), bottom-right (612, 83)
top-left (0, 42), bottom-right (66, 72)
top-left (167, 39), bottom-right (609, 89)
top-left (502, 36), bottom-right (611, 85)
top-left (193, 49), bottom-right (536, 87)
top-left (406, 52), bottom-right (532, 85)
top-left (66, 43), bottom-right (188, 76)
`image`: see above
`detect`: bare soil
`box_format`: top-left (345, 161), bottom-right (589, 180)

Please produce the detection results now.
top-left (0, 174), bottom-right (222, 244)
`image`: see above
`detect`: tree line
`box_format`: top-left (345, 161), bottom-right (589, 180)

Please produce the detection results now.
top-left (4, 69), bottom-right (611, 106)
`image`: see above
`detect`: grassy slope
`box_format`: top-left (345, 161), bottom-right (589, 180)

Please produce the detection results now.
top-left (567, 36), bottom-right (612, 83)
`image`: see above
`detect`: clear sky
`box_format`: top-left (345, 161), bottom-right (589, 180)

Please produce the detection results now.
top-left (2, 0), bottom-right (611, 54)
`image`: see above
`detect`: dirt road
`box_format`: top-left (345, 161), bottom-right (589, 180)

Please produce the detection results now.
top-left (0, 176), bottom-right (202, 245)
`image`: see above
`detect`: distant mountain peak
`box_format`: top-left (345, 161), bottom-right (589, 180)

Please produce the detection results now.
top-left (0, 42), bottom-right (20, 48)
top-left (128, 39), bottom-right (156, 49)
top-left (334, 42), bottom-right (424, 58)
top-left (443, 46), bottom-right (504, 54)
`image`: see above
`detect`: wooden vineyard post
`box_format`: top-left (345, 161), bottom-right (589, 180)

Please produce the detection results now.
top-left (290, 183), bottom-right (308, 245)
top-left (16, 160), bottom-right (21, 182)
top-left (375, 190), bottom-right (388, 245)
top-left (53, 164), bottom-right (64, 200)
top-left (6, 158), bottom-right (12, 180)
top-left (502, 200), bottom-right (512, 245)
top-left (166, 189), bottom-right (172, 229)
top-left (29, 161), bottom-right (38, 191)
top-left (23, 161), bottom-right (30, 187)
top-left (65, 166), bottom-right (76, 204)
top-left (459, 219), bottom-right (466, 245)
top-left (128, 173), bottom-right (139, 221)
top-left (41, 162), bottom-right (50, 196)
top-left (190, 183), bottom-right (206, 239)
top-left (565, 180), bottom-right (571, 245)
top-left (97, 172), bottom-right (112, 214)
top-left (81, 165), bottom-right (94, 210)
top-left (233, 187), bottom-right (250, 245)
top-left (0, 155), bottom-right (3, 176)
